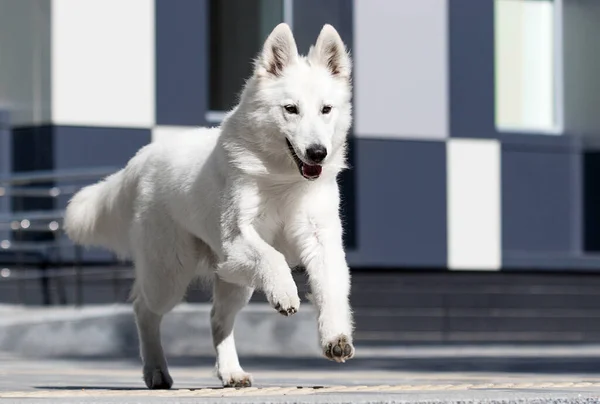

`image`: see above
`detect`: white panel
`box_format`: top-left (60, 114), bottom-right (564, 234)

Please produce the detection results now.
top-left (495, 0), bottom-right (556, 132)
top-left (52, 0), bottom-right (154, 128)
top-left (494, 1), bottom-right (524, 130)
top-left (152, 126), bottom-right (196, 143)
top-left (353, 0), bottom-right (448, 139)
top-left (522, 2), bottom-right (554, 129)
top-left (0, 0), bottom-right (51, 126)
top-left (447, 139), bottom-right (501, 270)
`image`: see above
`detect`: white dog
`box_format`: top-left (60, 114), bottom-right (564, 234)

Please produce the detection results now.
top-left (64, 23), bottom-right (354, 389)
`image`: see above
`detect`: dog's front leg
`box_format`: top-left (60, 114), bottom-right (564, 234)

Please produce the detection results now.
top-left (219, 226), bottom-right (300, 316)
top-left (292, 214), bottom-right (355, 362)
top-left (218, 182), bottom-right (300, 316)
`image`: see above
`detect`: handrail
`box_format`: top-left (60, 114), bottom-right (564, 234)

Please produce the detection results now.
top-left (0, 166), bottom-right (118, 185)
top-left (0, 165), bottom-right (122, 306)
top-left (0, 223), bottom-right (61, 232)
top-left (0, 239), bottom-right (76, 251)
top-left (0, 185), bottom-right (82, 198)
top-left (0, 209), bottom-right (65, 222)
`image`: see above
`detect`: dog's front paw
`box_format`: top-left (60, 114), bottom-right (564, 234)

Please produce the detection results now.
top-left (323, 335), bottom-right (354, 363)
top-left (219, 370), bottom-right (253, 388)
top-left (265, 281), bottom-right (300, 316)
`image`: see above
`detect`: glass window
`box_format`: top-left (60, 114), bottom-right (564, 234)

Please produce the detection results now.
top-left (494, 0), bottom-right (562, 133)
top-left (209, 0), bottom-right (284, 112)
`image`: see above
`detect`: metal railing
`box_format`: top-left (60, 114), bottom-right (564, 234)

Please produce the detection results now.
top-left (0, 167), bottom-right (120, 186)
top-left (0, 167), bottom-right (125, 306)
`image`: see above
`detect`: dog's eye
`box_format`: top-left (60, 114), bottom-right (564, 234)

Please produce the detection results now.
top-left (321, 105), bottom-right (332, 115)
top-left (284, 105), bottom-right (299, 114)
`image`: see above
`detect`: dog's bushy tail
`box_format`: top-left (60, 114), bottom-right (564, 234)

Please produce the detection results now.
top-left (64, 168), bottom-right (137, 258)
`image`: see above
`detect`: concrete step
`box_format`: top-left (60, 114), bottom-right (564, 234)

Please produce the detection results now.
top-left (0, 303), bottom-right (321, 358)
top-left (5, 271), bottom-right (600, 343)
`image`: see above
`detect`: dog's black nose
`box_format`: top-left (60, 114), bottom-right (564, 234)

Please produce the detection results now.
top-left (306, 144), bottom-right (327, 164)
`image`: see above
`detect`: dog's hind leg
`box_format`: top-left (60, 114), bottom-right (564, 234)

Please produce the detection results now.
top-left (211, 277), bottom-right (254, 387)
top-left (133, 293), bottom-right (175, 390)
top-left (133, 260), bottom-right (194, 390)
top-left (131, 215), bottom-right (198, 390)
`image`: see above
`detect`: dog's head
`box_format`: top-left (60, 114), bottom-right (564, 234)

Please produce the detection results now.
top-left (240, 23), bottom-right (352, 181)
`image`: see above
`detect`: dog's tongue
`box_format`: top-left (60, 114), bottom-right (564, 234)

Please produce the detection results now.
top-left (302, 164), bottom-right (322, 179)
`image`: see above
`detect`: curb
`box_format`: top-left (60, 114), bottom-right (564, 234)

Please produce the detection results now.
top-left (0, 303), bottom-right (321, 358)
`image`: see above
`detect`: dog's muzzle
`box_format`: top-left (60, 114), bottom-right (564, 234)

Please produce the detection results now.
top-left (286, 139), bottom-right (323, 180)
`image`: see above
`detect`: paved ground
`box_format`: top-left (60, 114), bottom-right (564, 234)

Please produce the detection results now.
top-left (3, 346), bottom-right (600, 403)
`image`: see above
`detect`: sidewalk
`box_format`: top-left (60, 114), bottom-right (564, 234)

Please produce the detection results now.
top-left (1, 348), bottom-right (600, 403)
top-left (2, 304), bottom-right (600, 402)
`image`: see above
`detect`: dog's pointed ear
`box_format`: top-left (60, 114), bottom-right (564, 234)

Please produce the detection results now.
top-left (309, 24), bottom-right (351, 79)
top-left (255, 23), bottom-right (298, 77)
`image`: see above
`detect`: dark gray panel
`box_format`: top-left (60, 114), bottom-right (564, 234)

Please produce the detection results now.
top-left (502, 255), bottom-right (600, 271)
top-left (339, 137), bottom-right (356, 249)
top-left (53, 126), bottom-right (150, 171)
top-left (155, 0), bottom-right (209, 126)
top-left (584, 151), bottom-right (600, 252)
top-left (53, 126), bottom-right (151, 263)
top-left (497, 134), bottom-right (588, 270)
top-left (497, 132), bottom-right (580, 150)
top-left (10, 125), bottom-right (54, 244)
top-left (448, 0), bottom-right (495, 138)
top-left (348, 139), bottom-right (447, 268)
top-left (11, 125), bottom-right (54, 173)
top-left (502, 144), bottom-right (582, 259)
top-left (11, 125), bottom-right (54, 214)
top-left (292, 0), bottom-right (353, 54)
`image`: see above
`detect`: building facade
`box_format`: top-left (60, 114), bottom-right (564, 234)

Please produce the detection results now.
top-left (1, 0), bottom-right (599, 271)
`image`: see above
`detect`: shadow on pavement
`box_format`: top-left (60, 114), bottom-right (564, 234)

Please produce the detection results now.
top-left (35, 387), bottom-right (150, 391)
top-left (48, 354), bottom-right (600, 375)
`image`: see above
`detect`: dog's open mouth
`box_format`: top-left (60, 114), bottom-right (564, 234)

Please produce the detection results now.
top-left (286, 139), bottom-right (322, 180)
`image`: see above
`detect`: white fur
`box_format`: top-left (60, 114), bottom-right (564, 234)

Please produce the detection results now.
top-left (64, 23), bottom-right (354, 389)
